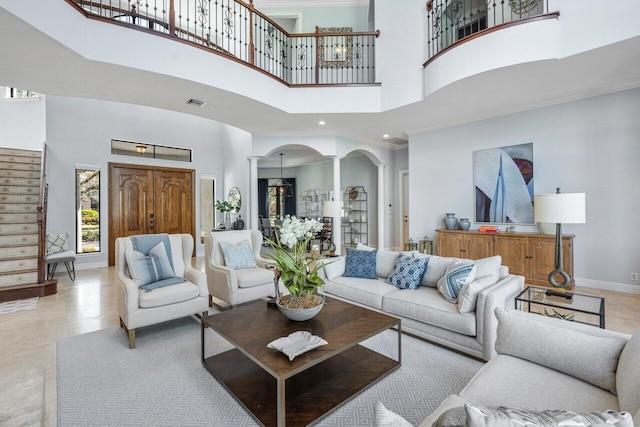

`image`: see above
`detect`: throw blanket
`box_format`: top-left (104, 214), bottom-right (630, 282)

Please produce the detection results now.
top-left (139, 276), bottom-right (186, 292)
top-left (131, 234), bottom-right (174, 270)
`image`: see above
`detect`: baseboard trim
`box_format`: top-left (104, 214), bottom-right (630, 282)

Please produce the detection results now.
top-left (575, 277), bottom-right (640, 294)
top-left (76, 261), bottom-right (108, 270)
top-left (0, 280), bottom-right (57, 302)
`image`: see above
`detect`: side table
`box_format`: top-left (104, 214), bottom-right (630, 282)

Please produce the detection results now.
top-left (515, 286), bottom-right (605, 328)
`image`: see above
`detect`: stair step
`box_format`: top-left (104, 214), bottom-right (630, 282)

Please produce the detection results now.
top-left (0, 194), bottom-right (39, 204)
top-left (0, 258), bottom-right (38, 274)
top-left (0, 271), bottom-right (38, 287)
top-left (0, 177), bottom-right (40, 187)
top-left (0, 162), bottom-right (41, 172)
top-left (0, 224), bottom-right (38, 234)
top-left (0, 155), bottom-right (41, 166)
top-left (0, 186), bottom-right (40, 195)
top-left (0, 147), bottom-right (42, 158)
top-left (0, 169), bottom-right (40, 179)
top-left (0, 251), bottom-right (39, 261)
top-left (0, 234), bottom-right (38, 246)
top-left (0, 213), bottom-right (38, 223)
top-left (0, 204), bottom-right (38, 213)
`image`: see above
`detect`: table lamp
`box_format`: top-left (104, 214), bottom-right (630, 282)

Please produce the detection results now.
top-left (534, 188), bottom-right (586, 298)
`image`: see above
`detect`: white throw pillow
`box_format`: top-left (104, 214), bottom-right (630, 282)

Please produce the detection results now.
top-left (457, 275), bottom-right (497, 313)
top-left (437, 259), bottom-right (476, 303)
top-left (473, 255), bottom-right (502, 284)
top-left (374, 402), bottom-right (414, 427)
top-left (356, 243), bottom-right (412, 279)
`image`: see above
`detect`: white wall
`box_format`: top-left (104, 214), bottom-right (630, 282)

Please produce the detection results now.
top-left (0, 88), bottom-right (46, 149)
top-left (220, 124), bottom-right (252, 230)
top-left (44, 96), bottom-right (226, 267)
top-left (409, 88), bottom-right (640, 292)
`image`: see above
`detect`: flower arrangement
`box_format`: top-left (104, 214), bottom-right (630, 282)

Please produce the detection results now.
top-left (266, 215), bottom-right (325, 309)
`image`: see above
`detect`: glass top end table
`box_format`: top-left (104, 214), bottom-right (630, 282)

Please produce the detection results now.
top-left (515, 286), bottom-right (605, 329)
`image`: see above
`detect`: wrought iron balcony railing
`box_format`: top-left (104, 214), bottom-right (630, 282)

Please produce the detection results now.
top-left (66, 0), bottom-right (380, 86)
top-left (425, 0), bottom-right (553, 64)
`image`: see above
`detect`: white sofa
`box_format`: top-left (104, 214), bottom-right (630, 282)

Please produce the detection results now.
top-left (319, 246), bottom-right (524, 361)
top-left (419, 308), bottom-right (640, 427)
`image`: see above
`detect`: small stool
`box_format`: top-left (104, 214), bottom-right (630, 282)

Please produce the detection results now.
top-left (46, 250), bottom-right (76, 280)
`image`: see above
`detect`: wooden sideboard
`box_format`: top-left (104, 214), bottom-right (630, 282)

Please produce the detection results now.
top-left (436, 229), bottom-right (575, 289)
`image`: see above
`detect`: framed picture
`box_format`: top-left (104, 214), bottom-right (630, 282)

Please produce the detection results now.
top-left (474, 143), bottom-right (534, 224)
top-left (318, 27), bottom-right (353, 69)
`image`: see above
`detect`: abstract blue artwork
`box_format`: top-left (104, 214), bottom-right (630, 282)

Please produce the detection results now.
top-left (474, 143), bottom-right (534, 224)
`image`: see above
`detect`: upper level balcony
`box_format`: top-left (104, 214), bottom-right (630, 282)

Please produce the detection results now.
top-left (67, 0), bottom-right (380, 86)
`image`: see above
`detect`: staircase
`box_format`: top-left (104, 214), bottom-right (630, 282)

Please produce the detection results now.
top-left (0, 147), bottom-right (56, 302)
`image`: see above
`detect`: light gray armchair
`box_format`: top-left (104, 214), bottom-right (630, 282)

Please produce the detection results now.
top-left (115, 233), bottom-right (208, 348)
top-left (204, 230), bottom-right (279, 308)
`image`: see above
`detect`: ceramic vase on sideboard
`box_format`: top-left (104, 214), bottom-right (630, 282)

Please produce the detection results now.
top-left (444, 213), bottom-right (458, 230)
top-left (459, 218), bottom-right (471, 231)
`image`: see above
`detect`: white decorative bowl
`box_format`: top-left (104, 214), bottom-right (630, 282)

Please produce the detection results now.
top-left (276, 296), bottom-right (325, 321)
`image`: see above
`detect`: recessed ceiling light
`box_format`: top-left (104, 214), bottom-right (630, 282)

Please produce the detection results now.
top-left (318, 121), bottom-right (326, 125)
top-left (383, 134), bottom-right (390, 138)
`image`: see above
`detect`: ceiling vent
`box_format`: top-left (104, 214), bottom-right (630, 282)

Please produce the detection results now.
top-left (186, 98), bottom-right (206, 107)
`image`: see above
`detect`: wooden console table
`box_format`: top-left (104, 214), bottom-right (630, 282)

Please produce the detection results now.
top-left (436, 229), bottom-right (575, 290)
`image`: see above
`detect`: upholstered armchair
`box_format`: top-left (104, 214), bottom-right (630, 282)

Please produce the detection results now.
top-left (204, 230), bottom-right (280, 308)
top-left (115, 233), bottom-right (208, 348)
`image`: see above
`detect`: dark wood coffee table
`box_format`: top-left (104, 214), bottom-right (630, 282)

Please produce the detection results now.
top-left (200, 296), bottom-right (401, 426)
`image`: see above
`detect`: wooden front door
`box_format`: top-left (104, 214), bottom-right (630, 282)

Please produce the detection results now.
top-left (108, 163), bottom-right (195, 265)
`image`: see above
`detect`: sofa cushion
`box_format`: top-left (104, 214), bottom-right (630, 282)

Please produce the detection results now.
top-left (387, 253), bottom-right (428, 290)
top-left (382, 287), bottom-right (476, 336)
top-left (617, 329), bottom-right (640, 417)
top-left (457, 275), bottom-right (497, 314)
top-left (323, 276), bottom-right (397, 310)
top-left (414, 254), bottom-right (456, 288)
top-left (219, 240), bottom-right (257, 269)
top-left (437, 260), bottom-right (476, 303)
top-left (138, 281), bottom-right (199, 308)
top-left (473, 255), bottom-right (501, 284)
top-left (322, 256), bottom-right (346, 280)
top-left (495, 308), bottom-right (627, 394)
top-left (460, 354), bottom-right (620, 412)
top-left (344, 247), bottom-right (377, 279)
top-left (357, 243), bottom-right (413, 279)
top-left (236, 267), bottom-right (274, 289)
top-left (465, 403), bottom-right (633, 427)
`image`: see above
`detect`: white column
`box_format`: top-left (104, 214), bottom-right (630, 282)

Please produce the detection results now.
top-left (248, 156), bottom-right (259, 230)
top-left (332, 156), bottom-right (342, 255)
top-left (378, 163), bottom-right (385, 250)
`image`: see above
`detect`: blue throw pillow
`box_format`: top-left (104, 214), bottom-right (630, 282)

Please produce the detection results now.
top-left (344, 247), bottom-right (377, 279)
top-left (125, 242), bottom-right (176, 287)
top-left (437, 259), bottom-right (477, 303)
top-left (219, 240), bottom-right (257, 270)
top-left (387, 253), bottom-right (429, 290)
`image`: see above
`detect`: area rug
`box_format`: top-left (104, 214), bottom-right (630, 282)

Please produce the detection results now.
top-left (0, 296), bottom-right (38, 315)
top-left (57, 316), bottom-right (483, 426)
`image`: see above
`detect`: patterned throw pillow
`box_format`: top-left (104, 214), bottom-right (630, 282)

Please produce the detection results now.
top-left (386, 253), bottom-right (429, 290)
top-left (344, 247), bottom-right (377, 279)
top-left (465, 403), bottom-right (634, 427)
top-left (374, 402), bottom-right (414, 427)
top-left (125, 242), bottom-right (176, 287)
top-left (219, 240), bottom-right (257, 270)
top-left (46, 233), bottom-right (69, 254)
top-left (437, 259), bottom-right (476, 303)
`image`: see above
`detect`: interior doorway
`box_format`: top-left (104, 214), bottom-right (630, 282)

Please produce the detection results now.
top-left (399, 170), bottom-right (409, 248)
top-left (108, 163), bottom-right (195, 265)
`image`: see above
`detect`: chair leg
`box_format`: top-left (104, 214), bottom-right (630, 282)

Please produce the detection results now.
top-left (47, 263), bottom-right (58, 280)
top-left (64, 260), bottom-right (76, 281)
top-left (127, 329), bottom-right (136, 349)
top-left (209, 295), bottom-right (213, 307)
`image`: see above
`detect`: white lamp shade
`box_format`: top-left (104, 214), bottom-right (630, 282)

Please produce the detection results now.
top-left (322, 201), bottom-right (341, 218)
top-left (534, 193), bottom-right (586, 224)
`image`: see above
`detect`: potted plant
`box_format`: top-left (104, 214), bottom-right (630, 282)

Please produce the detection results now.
top-left (215, 199), bottom-right (236, 229)
top-left (266, 215), bottom-right (326, 321)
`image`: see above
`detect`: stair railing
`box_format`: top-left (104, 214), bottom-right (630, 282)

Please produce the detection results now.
top-left (65, 0), bottom-right (380, 85)
top-left (37, 143), bottom-right (48, 283)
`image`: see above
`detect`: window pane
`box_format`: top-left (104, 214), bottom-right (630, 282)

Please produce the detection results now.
top-left (76, 169), bottom-right (101, 253)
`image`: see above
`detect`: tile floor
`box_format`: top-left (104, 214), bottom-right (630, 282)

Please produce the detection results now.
top-left (1, 260), bottom-right (639, 426)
